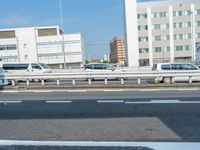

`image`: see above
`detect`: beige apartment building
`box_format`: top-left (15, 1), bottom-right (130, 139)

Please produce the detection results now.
top-left (124, 0), bottom-right (200, 67)
top-left (109, 37), bottom-right (126, 66)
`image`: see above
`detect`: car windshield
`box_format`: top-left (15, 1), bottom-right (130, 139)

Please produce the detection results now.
top-left (0, 67), bottom-right (6, 73)
top-left (105, 64), bottom-right (115, 70)
top-left (39, 63), bottom-right (50, 69)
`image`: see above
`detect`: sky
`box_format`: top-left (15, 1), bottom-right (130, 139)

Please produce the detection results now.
top-left (0, 0), bottom-right (153, 60)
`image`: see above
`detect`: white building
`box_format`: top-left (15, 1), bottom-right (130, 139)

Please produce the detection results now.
top-left (124, 0), bottom-right (200, 67)
top-left (0, 26), bottom-right (85, 69)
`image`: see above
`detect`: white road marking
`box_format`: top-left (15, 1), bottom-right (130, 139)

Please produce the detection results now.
top-left (103, 90), bottom-right (124, 92)
top-left (125, 100), bottom-right (200, 104)
top-left (177, 101), bottom-right (200, 104)
top-left (31, 90), bottom-right (53, 93)
top-left (176, 88), bottom-right (199, 91)
top-left (0, 91), bottom-right (19, 93)
top-left (139, 89), bottom-right (161, 92)
top-left (45, 101), bottom-right (72, 103)
top-left (67, 90), bottom-right (87, 92)
top-left (125, 101), bottom-right (150, 104)
top-left (0, 140), bottom-right (199, 150)
top-left (151, 100), bottom-right (180, 103)
top-left (0, 101), bottom-right (22, 104)
top-left (97, 100), bottom-right (124, 103)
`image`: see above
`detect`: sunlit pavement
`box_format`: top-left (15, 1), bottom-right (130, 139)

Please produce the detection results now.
top-left (0, 141), bottom-right (200, 150)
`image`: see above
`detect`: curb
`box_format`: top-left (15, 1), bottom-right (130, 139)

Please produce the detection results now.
top-left (2, 83), bottom-right (200, 91)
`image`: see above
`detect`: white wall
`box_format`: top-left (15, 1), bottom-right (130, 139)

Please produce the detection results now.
top-left (124, 0), bottom-right (139, 67)
top-left (16, 28), bottom-right (38, 63)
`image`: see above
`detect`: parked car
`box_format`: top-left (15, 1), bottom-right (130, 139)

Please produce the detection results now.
top-left (152, 63), bottom-right (200, 83)
top-left (84, 63), bottom-right (126, 80)
top-left (1, 63), bottom-right (52, 74)
top-left (85, 63), bottom-right (115, 72)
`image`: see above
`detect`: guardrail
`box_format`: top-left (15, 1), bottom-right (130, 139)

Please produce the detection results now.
top-left (3, 70), bottom-right (200, 86)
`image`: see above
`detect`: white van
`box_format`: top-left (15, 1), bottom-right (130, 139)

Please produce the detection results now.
top-left (152, 63), bottom-right (200, 83)
top-left (84, 63), bottom-right (125, 72)
top-left (152, 63), bottom-right (199, 71)
top-left (84, 63), bottom-right (126, 80)
top-left (2, 63), bottom-right (52, 74)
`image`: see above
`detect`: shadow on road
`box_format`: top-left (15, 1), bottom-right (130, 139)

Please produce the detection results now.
top-left (0, 101), bottom-right (200, 141)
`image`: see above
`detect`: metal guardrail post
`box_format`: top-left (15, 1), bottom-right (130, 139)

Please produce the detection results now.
top-left (104, 78), bottom-right (108, 85)
top-left (26, 80), bottom-right (30, 86)
top-left (11, 80), bottom-right (15, 86)
top-left (41, 79), bottom-right (45, 86)
top-left (171, 77), bottom-right (175, 83)
top-left (72, 79), bottom-right (76, 86)
top-left (189, 76), bottom-right (192, 84)
top-left (137, 78), bottom-right (141, 85)
top-left (88, 79), bottom-right (92, 85)
top-left (57, 80), bottom-right (60, 86)
top-left (121, 78), bottom-right (124, 85)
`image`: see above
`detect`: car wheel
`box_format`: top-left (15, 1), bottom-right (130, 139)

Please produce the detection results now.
top-left (163, 77), bottom-right (171, 83)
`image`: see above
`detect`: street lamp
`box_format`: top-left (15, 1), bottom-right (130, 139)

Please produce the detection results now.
top-left (59, 0), bottom-right (67, 69)
top-left (190, 10), bottom-right (196, 63)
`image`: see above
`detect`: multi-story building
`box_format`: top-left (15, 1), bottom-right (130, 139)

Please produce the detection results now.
top-left (124, 0), bottom-right (200, 67)
top-left (110, 37), bottom-right (126, 66)
top-left (0, 26), bottom-right (85, 69)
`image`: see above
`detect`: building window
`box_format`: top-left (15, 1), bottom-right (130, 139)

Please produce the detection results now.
top-left (197, 9), bottom-right (200, 15)
top-left (154, 47), bottom-right (162, 52)
top-left (175, 45), bottom-right (191, 51)
top-left (0, 44), bottom-right (17, 51)
top-left (139, 59), bottom-right (149, 66)
top-left (174, 33), bottom-right (191, 40)
top-left (174, 22), bottom-right (191, 28)
top-left (1, 56), bottom-right (18, 62)
top-left (152, 23), bottom-right (169, 30)
top-left (196, 33), bottom-right (200, 39)
top-left (152, 12), bottom-right (168, 18)
top-left (0, 30), bottom-right (15, 39)
top-left (153, 35), bottom-right (169, 41)
top-left (153, 47), bottom-right (170, 53)
top-left (138, 25), bottom-right (148, 30)
top-left (38, 28), bottom-right (58, 37)
top-left (173, 10), bottom-right (191, 17)
top-left (139, 48), bottom-right (149, 53)
top-left (196, 21), bottom-right (200, 27)
top-left (175, 57), bottom-right (192, 62)
top-left (153, 24), bottom-right (160, 30)
top-left (137, 13), bottom-right (147, 19)
top-left (138, 37), bottom-right (148, 42)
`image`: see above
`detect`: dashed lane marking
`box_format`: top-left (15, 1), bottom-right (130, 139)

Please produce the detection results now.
top-left (103, 90), bottom-right (124, 92)
top-left (0, 101), bottom-right (22, 104)
top-left (97, 100), bottom-right (124, 103)
top-left (45, 101), bottom-right (72, 103)
top-left (125, 100), bottom-right (200, 104)
top-left (67, 90), bottom-right (87, 93)
top-left (139, 89), bottom-right (161, 92)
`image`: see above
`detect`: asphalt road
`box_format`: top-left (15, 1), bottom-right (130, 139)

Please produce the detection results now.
top-left (0, 89), bottom-right (200, 142)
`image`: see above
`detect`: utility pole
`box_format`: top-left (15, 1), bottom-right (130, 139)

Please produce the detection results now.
top-left (59, 0), bottom-right (67, 69)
